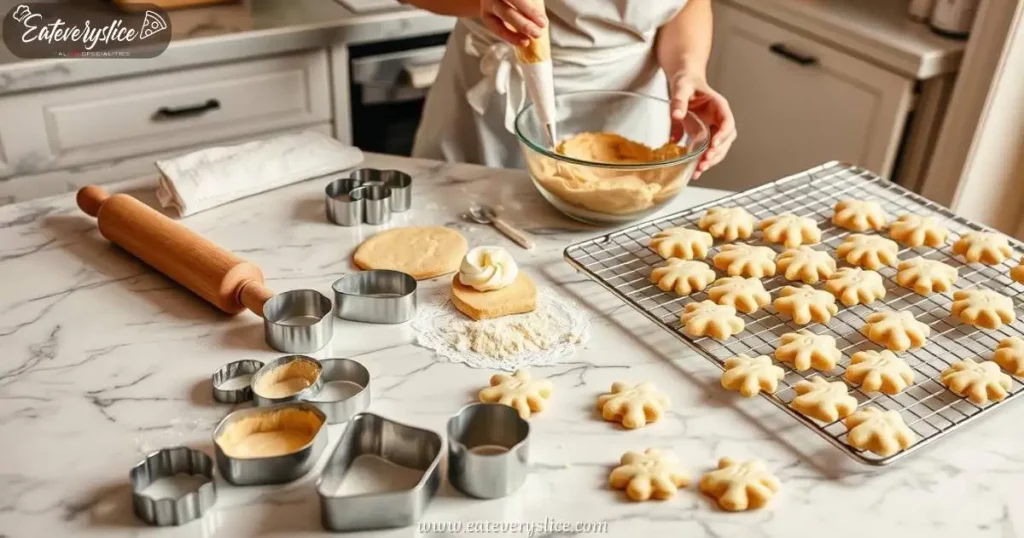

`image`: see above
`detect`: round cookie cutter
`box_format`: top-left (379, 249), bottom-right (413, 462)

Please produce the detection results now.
top-left (130, 446), bottom-right (216, 526)
top-left (332, 270), bottom-right (417, 324)
top-left (447, 403), bottom-right (530, 499)
top-left (211, 359), bottom-right (264, 403)
top-left (308, 358), bottom-right (372, 424)
top-left (261, 289), bottom-right (334, 354)
top-left (251, 355), bottom-right (324, 407)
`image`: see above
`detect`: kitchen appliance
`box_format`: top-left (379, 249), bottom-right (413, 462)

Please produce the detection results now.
top-left (349, 34), bottom-right (449, 156)
top-left (929, 0), bottom-right (980, 38)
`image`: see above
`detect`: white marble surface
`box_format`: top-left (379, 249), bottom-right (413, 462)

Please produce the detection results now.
top-left (1, 153), bottom-right (1023, 538)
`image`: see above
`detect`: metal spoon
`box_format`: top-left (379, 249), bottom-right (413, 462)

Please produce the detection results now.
top-left (467, 204), bottom-right (535, 250)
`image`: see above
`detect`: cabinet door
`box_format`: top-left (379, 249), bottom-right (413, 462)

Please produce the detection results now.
top-left (703, 3), bottom-right (913, 192)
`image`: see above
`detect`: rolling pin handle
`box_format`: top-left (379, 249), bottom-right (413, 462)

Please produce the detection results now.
top-left (239, 281), bottom-right (276, 318)
top-left (77, 185), bottom-right (110, 217)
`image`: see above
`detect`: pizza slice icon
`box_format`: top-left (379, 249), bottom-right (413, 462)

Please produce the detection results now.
top-left (139, 10), bottom-right (167, 40)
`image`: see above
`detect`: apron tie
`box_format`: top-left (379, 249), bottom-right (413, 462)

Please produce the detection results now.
top-left (464, 33), bottom-right (524, 134)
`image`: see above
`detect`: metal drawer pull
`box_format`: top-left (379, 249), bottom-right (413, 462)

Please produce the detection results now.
top-left (153, 99), bottom-right (221, 120)
top-left (769, 43), bottom-right (818, 66)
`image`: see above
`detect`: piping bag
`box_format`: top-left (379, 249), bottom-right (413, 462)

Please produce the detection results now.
top-left (513, 0), bottom-right (557, 145)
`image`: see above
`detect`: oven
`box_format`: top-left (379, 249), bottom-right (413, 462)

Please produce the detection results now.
top-left (348, 33), bottom-right (450, 156)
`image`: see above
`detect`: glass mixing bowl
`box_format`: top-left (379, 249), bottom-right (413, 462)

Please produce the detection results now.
top-left (515, 90), bottom-right (710, 225)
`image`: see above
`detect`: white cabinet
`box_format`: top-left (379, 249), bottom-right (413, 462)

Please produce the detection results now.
top-left (703, 3), bottom-right (914, 191)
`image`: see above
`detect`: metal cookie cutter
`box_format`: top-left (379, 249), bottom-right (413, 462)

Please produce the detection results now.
top-left (325, 168), bottom-right (412, 226)
top-left (211, 359), bottom-right (264, 403)
top-left (250, 355), bottom-right (324, 407)
top-left (316, 413), bottom-right (443, 532)
top-left (130, 447), bottom-right (216, 526)
top-left (213, 401), bottom-right (328, 486)
top-left (332, 270), bottom-right (417, 324)
top-left (308, 358), bottom-right (371, 424)
top-left (447, 403), bottom-right (530, 499)
top-left (262, 289), bottom-right (334, 354)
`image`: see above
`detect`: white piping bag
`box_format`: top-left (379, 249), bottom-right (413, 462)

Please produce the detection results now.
top-left (513, 0), bottom-right (557, 145)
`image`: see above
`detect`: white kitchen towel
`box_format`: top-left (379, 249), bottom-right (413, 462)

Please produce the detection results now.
top-left (155, 131), bottom-right (364, 217)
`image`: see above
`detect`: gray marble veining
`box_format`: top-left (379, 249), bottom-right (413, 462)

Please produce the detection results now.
top-left (0, 153), bottom-right (1022, 537)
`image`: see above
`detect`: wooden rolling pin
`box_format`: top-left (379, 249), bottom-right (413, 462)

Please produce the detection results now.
top-left (77, 185), bottom-right (276, 316)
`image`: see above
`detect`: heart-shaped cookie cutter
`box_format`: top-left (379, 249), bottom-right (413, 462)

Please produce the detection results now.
top-left (325, 169), bottom-right (412, 226)
top-left (130, 447), bottom-right (217, 526)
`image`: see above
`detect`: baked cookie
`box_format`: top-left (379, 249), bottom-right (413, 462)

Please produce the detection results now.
top-left (721, 354), bottom-right (785, 397)
top-left (1011, 258), bottom-right (1024, 284)
top-left (790, 376), bottom-right (858, 422)
top-left (609, 448), bottom-right (691, 502)
top-left (844, 407), bottom-right (917, 457)
top-left (992, 337), bottom-right (1024, 376)
top-left (680, 301), bottom-right (745, 340)
top-left (940, 359), bottom-right (1012, 405)
top-left (478, 369), bottom-right (553, 419)
top-left (951, 288), bottom-right (1016, 330)
top-left (712, 244), bottom-right (778, 278)
top-left (773, 285), bottom-right (838, 325)
top-left (707, 277), bottom-right (771, 314)
top-left (895, 257), bottom-right (958, 295)
top-left (888, 214), bottom-right (948, 248)
top-left (650, 259), bottom-right (716, 296)
top-left (759, 214), bottom-right (822, 248)
top-left (698, 206), bottom-right (756, 242)
top-left (354, 226), bottom-right (468, 280)
top-left (832, 199), bottom-right (888, 232)
top-left (859, 311), bottom-right (930, 352)
top-left (825, 267), bottom-right (886, 306)
top-left (835, 234), bottom-right (900, 270)
top-left (699, 458), bottom-right (780, 512)
top-left (774, 330), bottom-right (841, 372)
top-left (844, 350), bottom-right (915, 395)
top-left (596, 382), bottom-right (670, 429)
top-left (649, 227), bottom-right (714, 260)
top-left (952, 231), bottom-right (1013, 265)
top-left (776, 246), bottom-right (836, 284)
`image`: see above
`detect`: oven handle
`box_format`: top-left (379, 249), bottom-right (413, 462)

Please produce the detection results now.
top-left (403, 62), bottom-right (440, 90)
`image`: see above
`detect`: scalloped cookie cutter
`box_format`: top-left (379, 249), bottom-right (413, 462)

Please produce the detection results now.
top-left (130, 447), bottom-right (216, 526)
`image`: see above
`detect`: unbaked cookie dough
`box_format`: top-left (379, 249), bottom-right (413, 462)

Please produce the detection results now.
top-left (609, 448), bottom-right (691, 502)
top-left (825, 267), bottom-right (886, 306)
top-left (844, 407), bottom-right (916, 457)
top-left (478, 369), bottom-right (553, 419)
top-left (951, 288), bottom-right (1016, 330)
top-left (721, 354), bottom-right (784, 397)
top-left (699, 207), bottom-right (756, 241)
top-left (216, 407), bottom-right (324, 459)
top-left (952, 231), bottom-right (1014, 265)
top-left (649, 227), bottom-right (713, 260)
top-left (699, 458), bottom-right (780, 512)
top-left (354, 226), bottom-right (468, 280)
top-left (596, 381), bottom-right (670, 429)
top-left (859, 311), bottom-right (930, 351)
top-left (253, 358), bottom-right (321, 399)
top-left (940, 359), bottom-right (1012, 405)
top-left (832, 199), bottom-right (887, 232)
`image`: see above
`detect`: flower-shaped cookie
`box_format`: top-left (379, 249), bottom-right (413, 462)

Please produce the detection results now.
top-left (773, 285), bottom-right (838, 325)
top-left (650, 259), bottom-right (716, 297)
top-left (791, 376), bottom-right (858, 422)
top-left (721, 354), bottom-right (785, 397)
top-left (609, 448), bottom-right (691, 501)
top-left (952, 231), bottom-right (1013, 265)
top-left (1012, 259), bottom-right (1024, 284)
top-left (478, 369), bottom-right (554, 419)
top-left (680, 300), bottom-right (745, 340)
top-left (844, 407), bottom-right (917, 457)
top-left (707, 277), bottom-right (771, 314)
top-left (895, 257), bottom-right (958, 295)
top-left (776, 246), bottom-right (836, 284)
top-left (889, 214), bottom-right (948, 248)
top-left (951, 288), bottom-right (1015, 330)
top-left (825, 267), bottom-right (886, 306)
top-left (992, 337), bottom-right (1024, 376)
top-left (844, 350), bottom-right (915, 395)
top-left (835, 234), bottom-right (899, 270)
top-left (699, 458), bottom-right (780, 512)
top-left (698, 206), bottom-right (756, 241)
top-left (774, 330), bottom-right (841, 372)
top-left (649, 227), bottom-right (714, 260)
top-left (859, 311), bottom-right (930, 351)
top-left (940, 359), bottom-right (1012, 405)
top-left (759, 214), bottom-right (821, 248)
top-left (712, 244), bottom-right (777, 278)
top-left (596, 382), bottom-right (670, 429)
top-left (832, 199), bottom-right (888, 232)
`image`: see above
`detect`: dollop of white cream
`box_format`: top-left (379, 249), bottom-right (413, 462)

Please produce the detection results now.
top-left (458, 246), bottom-right (519, 292)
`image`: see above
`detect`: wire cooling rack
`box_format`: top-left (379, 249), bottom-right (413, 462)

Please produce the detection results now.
top-left (564, 161), bottom-right (1024, 465)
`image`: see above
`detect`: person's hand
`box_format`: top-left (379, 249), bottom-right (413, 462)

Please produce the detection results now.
top-left (668, 72), bottom-right (736, 180)
top-left (480, 0), bottom-right (548, 48)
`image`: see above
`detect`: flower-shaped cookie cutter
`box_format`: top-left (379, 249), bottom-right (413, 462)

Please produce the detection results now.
top-left (325, 168), bottom-right (412, 226)
top-left (130, 447), bottom-right (216, 526)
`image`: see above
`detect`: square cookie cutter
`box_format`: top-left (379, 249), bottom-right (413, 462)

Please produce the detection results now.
top-left (325, 168), bottom-right (412, 226)
top-left (130, 447), bottom-right (216, 526)
top-left (316, 413), bottom-right (443, 531)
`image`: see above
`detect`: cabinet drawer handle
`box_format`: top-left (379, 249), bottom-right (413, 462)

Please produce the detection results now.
top-left (153, 99), bottom-right (221, 120)
top-left (769, 43), bottom-right (818, 66)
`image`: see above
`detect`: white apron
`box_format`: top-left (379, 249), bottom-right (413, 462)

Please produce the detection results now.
top-left (411, 0), bottom-right (689, 168)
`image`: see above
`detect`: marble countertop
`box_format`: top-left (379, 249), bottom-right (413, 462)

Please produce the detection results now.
top-left (2, 153), bottom-right (1023, 538)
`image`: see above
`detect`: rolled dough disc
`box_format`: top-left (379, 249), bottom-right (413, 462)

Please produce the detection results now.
top-left (451, 272), bottom-right (537, 320)
top-left (353, 226), bottom-right (468, 280)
